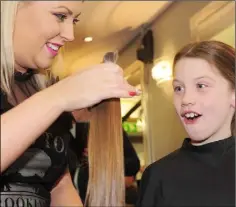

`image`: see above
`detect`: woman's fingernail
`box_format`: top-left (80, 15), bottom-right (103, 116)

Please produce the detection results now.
top-left (129, 91), bottom-right (137, 96)
top-left (129, 89), bottom-right (142, 96)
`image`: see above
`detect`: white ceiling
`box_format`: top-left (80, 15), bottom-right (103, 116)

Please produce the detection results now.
top-left (211, 23), bottom-right (235, 47)
top-left (64, 1), bottom-right (171, 72)
top-left (62, 1), bottom-right (172, 119)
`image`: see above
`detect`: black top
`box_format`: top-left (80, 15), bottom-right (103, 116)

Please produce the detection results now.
top-left (0, 72), bottom-right (73, 206)
top-left (137, 136), bottom-right (235, 207)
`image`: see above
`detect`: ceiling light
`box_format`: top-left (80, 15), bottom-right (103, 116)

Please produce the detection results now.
top-left (84, 36), bottom-right (93, 42)
top-left (151, 60), bottom-right (172, 84)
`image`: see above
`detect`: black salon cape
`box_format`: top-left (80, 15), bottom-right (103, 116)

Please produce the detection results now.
top-left (137, 136), bottom-right (235, 207)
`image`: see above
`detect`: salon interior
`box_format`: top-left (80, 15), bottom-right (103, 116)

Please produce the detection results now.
top-left (61, 0), bottom-right (235, 204)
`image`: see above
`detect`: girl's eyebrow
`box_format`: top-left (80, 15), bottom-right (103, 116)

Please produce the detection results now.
top-left (194, 76), bottom-right (216, 82)
top-left (172, 79), bottom-right (182, 83)
top-left (173, 76), bottom-right (216, 83)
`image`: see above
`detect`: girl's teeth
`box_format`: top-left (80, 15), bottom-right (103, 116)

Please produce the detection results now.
top-left (185, 113), bottom-right (199, 118)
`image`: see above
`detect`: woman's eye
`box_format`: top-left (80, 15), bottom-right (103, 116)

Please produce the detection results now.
top-left (54, 13), bottom-right (67, 22)
top-left (73, 18), bottom-right (80, 25)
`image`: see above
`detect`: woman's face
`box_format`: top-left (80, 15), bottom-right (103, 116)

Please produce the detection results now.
top-left (173, 57), bottom-right (235, 144)
top-left (13, 1), bottom-right (83, 72)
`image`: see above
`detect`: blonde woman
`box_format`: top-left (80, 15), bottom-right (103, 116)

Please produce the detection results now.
top-left (1, 1), bottom-right (139, 206)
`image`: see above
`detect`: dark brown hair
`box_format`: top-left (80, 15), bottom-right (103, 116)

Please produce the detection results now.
top-left (173, 40), bottom-right (235, 135)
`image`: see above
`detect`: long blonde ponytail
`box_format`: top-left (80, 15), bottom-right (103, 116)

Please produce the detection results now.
top-left (86, 98), bottom-right (125, 207)
top-left (85, 52), bottom-right (125, 206)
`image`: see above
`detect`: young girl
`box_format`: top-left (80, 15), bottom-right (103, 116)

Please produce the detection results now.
top-left (137, 40), bottom-right (235, 207)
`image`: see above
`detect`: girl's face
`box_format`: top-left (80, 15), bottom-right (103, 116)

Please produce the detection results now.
top-left (173, 57), bottom-right (235, 145)
top-left (13, 1), bottom-right (83, 72)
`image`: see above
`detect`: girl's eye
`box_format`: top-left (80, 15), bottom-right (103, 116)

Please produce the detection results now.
top-left (174, 86), bottom-right (184, 93)
top-left (197, 84), bottom-right (207, 89)
top-left (54, 13), bottom-right (67, 22)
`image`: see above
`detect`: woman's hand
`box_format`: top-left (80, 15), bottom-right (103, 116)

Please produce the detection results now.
top-left (49, 63), bottom-right (139, 112)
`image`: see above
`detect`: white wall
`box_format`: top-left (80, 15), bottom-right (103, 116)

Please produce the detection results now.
top-left (119, 1), bottom-right (212, 165)
top-left (146, 1), bottom-right (212, 163)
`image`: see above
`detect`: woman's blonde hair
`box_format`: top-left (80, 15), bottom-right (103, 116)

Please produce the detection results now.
top-left (1, 1), bottom-right (19, 95)
top-left (1, 1), bottom-right (65, 96)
